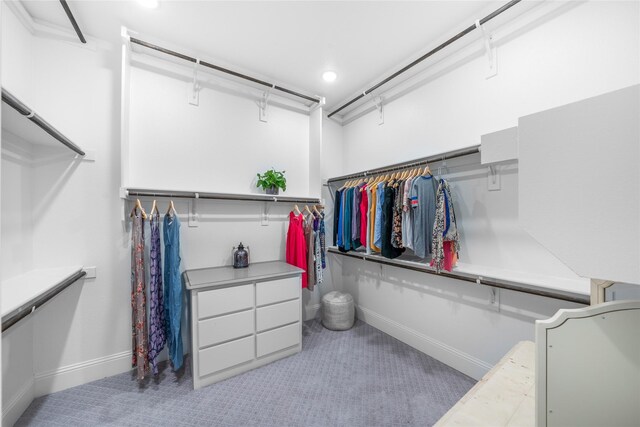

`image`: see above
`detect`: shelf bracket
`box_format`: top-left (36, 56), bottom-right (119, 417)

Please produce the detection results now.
top-left (258, 86), bottom-right (273, 122)
top-left (189, 193), bottom-right (199, 227)
top-left (475, 20), bottom-right (497, 79)
top-left (487, 165), bottom-right (501, 191)
top-left (189, 59), bottom-right (201, 106)
top-left (261, 202), bottom-right (270, 226)
top-left (370, 94), bottom-right (384, 125)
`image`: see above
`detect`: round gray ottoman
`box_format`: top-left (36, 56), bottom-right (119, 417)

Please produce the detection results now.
top-left (321, 291), bottom-right (355, 331)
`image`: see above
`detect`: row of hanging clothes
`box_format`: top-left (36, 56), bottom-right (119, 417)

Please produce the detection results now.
top-left (286, 204), bottom-right (326, 291)
top-left (332, 162), bottom-right (460, 273)
top-left (129, 198), bottom-right (183, 381)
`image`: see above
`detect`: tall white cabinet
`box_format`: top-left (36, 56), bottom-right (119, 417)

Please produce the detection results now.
top-left (184, 261), bottom-right (304, 390)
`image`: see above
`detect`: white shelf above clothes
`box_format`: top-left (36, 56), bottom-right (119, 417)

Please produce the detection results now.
top-left (123, 188), bottom-right (322, 205)
top-left (327, 247), bottom-right (590, 304)
top-left (1, 88), bottom-right (86, 157)
top-left (1, 266), bottom-right (86, 332)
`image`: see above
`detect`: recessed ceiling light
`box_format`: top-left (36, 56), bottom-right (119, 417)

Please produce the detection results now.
top-left (138, 0), bottom-right (159, 9)
top-left (322, 71), bottom-right (337, 83)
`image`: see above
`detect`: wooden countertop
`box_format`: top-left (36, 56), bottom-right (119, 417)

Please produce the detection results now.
top-left (435, 341), bottom-right (535, 427)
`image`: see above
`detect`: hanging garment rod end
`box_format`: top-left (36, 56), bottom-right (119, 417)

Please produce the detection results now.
top-left (59, 0), bottom-right (86, 44)
top-left (121, 26), bottom-right (131, 42)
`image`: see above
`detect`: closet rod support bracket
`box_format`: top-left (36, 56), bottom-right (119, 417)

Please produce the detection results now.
top-left (370, 95), bottom-right (384, 125)
top-left (258, 86), bottom-right (274, 122)
top-left (475, 19), bottom-right (497, 79)
top-left (189, 59), bottom-right (201, 106)
top-left (189, 193), bottom-right (199, 227)
top-left (487, 165), bottom-right (501, 191)
top-left (261, 202), bottom-right (270, 226)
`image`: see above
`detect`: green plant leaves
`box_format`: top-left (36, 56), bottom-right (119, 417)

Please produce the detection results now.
top-left (256, 168), bottom-right (287, 191)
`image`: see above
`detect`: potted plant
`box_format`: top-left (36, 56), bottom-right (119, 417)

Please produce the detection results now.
top-left (256, 168), bottom-right (287, 195)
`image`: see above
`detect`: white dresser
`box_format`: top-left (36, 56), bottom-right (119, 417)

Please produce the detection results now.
top-left (184, 261), bottom-right (304, 390)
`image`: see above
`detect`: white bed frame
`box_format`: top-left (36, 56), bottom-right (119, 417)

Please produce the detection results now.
top-left (536, 300), bottom-right (640, 427)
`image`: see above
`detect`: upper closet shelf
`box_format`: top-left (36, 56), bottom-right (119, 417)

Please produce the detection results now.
top-left (1, 88), bottom-right (86, 157)
top-left (1, 266), bottom-right (86, 332)
top-left (124, 188), bottom-right (321, 204)
top-left (328, 248), bottom-right (590, 305)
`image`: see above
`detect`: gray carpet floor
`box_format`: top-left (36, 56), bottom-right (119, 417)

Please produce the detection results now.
top-left (16, 320), bottom-right (475, 426)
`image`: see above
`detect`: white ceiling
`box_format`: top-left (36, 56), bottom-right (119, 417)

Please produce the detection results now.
top-left (20, 0), bottom-right (503, 109)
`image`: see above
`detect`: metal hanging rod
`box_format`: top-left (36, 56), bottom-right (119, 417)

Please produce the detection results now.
top-left (125, 188), bottom-right (321, 205)
top-left (128, 37), bottom-right (321, 105)
top-left (1, 88), bottom-right (86, 156)
top-left (327, 0), bottom-right (522, 118)
top-left (328, 248), bottom-right (589, 305)
top-left (2, 269), bottom-right (86, 333)
top-left (59, 0), bottom-right (86, 44)
top-left (326, 145), bottom-right (479, 184)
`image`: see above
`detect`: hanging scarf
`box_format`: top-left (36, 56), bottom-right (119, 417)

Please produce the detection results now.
top-left (131, 209), bottom-right (148, 380)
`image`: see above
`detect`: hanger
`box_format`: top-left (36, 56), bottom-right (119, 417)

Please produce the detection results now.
top-left (422, 164), bottom-right (432, 176)
top-left (130, 199), bottom-right (147, 219)
top-left (293, 204), bottom-right (301, 215)
top-left (166, 200), bottom-right (177, 216)
top-left (388, 172), bottom-right (398, 186)
top-left (313, 205), bottom-right (321, 215)
top-left (150, 199), bottom-right (160, 217)
top-left (304, 205), bottom-right (313, 215)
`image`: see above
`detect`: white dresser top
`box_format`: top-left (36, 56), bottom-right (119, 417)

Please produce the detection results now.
top-left (184, 261), bottom-right (303, 290)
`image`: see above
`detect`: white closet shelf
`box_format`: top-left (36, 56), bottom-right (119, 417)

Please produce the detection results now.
top-left (328, 247), bottom-right (590, 304)
top-left (1, 266), bottom-right (86, 332)
top-left (1, 88), bottom-right (86, 157)
top-left (124, 188), bottom-right (321, 204)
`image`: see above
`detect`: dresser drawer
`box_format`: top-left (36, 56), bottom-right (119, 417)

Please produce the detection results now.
top-left (256, 322), bottom-right (300, 357)
top-left (256, 299), bottom-right (300, 332)
top-left (197, 284), bottom-right (253, 319)
top-left (199, 336), bottom-right (254, 377)
top-left (256, 277), bottom-right (299, 306)
top-left (198, 309), bottom-right (254, 348)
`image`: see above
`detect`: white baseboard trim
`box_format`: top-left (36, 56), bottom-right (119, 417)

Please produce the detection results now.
top-left (304, 303), bottom-right (321, 321)
top-left (34, 350), bottom-right (131, 397)
top-left (2, 378), bottom-right (34, 426)
top-left (356, 306), bottom-right (492, 380)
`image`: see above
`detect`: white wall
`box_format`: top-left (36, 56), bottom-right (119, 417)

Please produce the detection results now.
top-left (1, 2), bottom-right (130, 398)
top-left (342, 1), bottom-right (639, 168)
top-left (308, 107), bottom-right (322, 198)
top-left (127, 66), bottom-right (310, 197)
top-left (332, 0), bottom-right (639, 378)
top-left (125, 60), bottom-right (326, 320)
top-left (0, 136), bottom-right (33, 281)
top-left (1, 0), bottom-right (35, 282)
top-left (1, 317), bottom-right (34, 426)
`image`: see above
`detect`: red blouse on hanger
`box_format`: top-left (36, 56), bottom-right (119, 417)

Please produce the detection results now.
top-left (286, 212), bottom-right (308, 287)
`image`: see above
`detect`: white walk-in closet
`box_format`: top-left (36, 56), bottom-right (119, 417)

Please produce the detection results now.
top-left (1, 1), bottom-right (639, 426)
